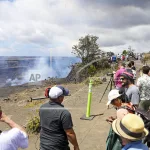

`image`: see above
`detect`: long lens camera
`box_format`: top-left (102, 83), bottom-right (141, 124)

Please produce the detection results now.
top-left (107, 73), bottom-right (113, 76)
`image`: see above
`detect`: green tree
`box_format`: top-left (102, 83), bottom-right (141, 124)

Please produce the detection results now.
top-left (127, 46), bottom-right (136, 58)
top-left (72, 35), bottom-right (103, 64)
top-left (122, 50), bottom-right (127, 55)
top-left (107, 51), bottom-right (114, 57)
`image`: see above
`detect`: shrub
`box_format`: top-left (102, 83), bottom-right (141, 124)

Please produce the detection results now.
top-left (26, 116), bottom-right (40, 134)
top-left (88, 65), bottom-right (96, 76)
top-left (25, 101), bottom-right (43, 108)
top-left (84, 78), bottom-right (102, 86)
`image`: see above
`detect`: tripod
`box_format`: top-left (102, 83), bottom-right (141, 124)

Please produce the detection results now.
top-left (99, 74), bottom-right (114, 103)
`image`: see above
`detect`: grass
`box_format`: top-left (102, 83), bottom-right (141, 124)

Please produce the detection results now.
top-left (24, 100), bottom-right (44, 108)
top-left (83, 68), bottom-right (113, 86)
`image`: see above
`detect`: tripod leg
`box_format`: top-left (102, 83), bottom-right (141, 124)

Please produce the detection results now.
top-left (107, 78), bottom-right (113, 109)
top-left (99, 79), bottom-right (111, 103)
top-left (110, 78), bottom-right (113, 91)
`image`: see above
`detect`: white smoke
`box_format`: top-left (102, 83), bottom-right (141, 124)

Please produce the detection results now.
top-left (23, 57), bottom-right (56, 81)
top-left (3, 57), bottom-right (81, 87)
top-left (5, 57), bottom-right (56, 86)
top-left (6, 78), bottom-right (25, 86)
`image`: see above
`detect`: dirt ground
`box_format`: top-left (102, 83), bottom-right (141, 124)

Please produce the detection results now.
top-left (0, 60), bottom-right (145, 150)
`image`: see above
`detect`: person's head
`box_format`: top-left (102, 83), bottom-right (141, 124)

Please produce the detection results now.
top-left (112, 114), bottom-right (148, 145)
top-left (130, 60), bottom-right (134, 66)
top-left (120, 71), bottom-right (134, 87)
top-left (127, 62), bottom-right (132, 68)
top-left (107, 89), bottom-right (122, 107)
top-left (142, 66), bottom-right (150, 75)
top-left (130, 61), bottom-right (134, 66)
top-left (48, 85), bottom-right (70, 103)
top-left (118, 62), bottom-right (126, 69)
top-left (116, 108), bottom-right (129, 120)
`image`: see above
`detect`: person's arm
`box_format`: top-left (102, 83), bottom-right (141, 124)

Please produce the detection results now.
top-left (114, 70), bottom-right (120, 82)
top-left (131, 90), bottom-right (140, 107)
top-left (0, 113), bottom-right (26, 133)
top-left (61, 110), bottom-right (79, 150)
top-left (136, 78), bottom-right (142, 92)
top-left (65, 128), bottom-right (79, 150)
top-left (136, 78), bottom-right (141, 87)
top-left (0, 113), bottom-right (28, 149)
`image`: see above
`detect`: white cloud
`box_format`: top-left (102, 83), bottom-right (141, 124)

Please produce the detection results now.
top-left (0, 0), bottom-right (150, 56)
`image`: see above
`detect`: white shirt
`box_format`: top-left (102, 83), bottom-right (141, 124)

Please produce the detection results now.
top-left (137, 74), bottom-right (150, 101)
top-left (0, 128), bottom-right (28, 150)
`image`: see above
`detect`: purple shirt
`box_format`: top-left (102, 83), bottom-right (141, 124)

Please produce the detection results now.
top-left (115, 68), bottom-right (126, 88)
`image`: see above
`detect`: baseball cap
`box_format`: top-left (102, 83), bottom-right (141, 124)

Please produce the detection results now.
top-left (49, 85), bottom-right (70, 99)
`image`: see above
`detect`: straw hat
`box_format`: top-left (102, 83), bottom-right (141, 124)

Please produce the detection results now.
top-left (112, 114), bottom-right (148, 141)
top-left (107, 89), bottom-right (122, 105)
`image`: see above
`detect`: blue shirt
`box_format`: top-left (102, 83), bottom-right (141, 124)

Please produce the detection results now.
top-left (122, 140), bottom-right (148, 150)
top-left (111, 55), bottom-right (116, 61)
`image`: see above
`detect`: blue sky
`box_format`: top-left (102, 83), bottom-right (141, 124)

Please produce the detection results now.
top-left (0, 0), bottom-right (150, 56)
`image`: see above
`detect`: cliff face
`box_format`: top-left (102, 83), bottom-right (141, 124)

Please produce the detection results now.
top-left (66, 58), bottom-right (111, 83)
top-left (66, 64), bottom-right (79, 83)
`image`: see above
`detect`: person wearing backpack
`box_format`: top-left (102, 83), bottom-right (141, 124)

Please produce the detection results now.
top-left (39, 85), bottom-right (79, 150)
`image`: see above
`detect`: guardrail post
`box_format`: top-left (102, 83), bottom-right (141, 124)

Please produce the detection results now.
top-left (80, 79), bottom-right (94, 120)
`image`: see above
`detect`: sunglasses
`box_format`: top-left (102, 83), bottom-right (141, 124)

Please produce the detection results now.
top-left (120, 78), bottom-right (125, 81)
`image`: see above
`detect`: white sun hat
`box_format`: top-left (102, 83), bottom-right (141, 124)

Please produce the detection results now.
top-left (107, 89), bottom-right (122, 105)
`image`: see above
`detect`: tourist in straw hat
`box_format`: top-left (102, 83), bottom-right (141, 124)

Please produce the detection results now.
top-left (112, 114), bottom-right (149, 150)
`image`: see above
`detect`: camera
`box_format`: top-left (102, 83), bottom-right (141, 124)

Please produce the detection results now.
top-left (107, 73), bottom-right (114, 76)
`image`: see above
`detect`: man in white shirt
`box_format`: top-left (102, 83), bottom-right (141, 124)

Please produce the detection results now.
top-left (137, 66), bottom-right (150, 111)
top-left (0, 112), bottom-right (28, 150)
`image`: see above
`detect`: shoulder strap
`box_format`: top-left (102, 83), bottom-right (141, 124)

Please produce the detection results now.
top-left (119, 105), bottom-right (135, 114)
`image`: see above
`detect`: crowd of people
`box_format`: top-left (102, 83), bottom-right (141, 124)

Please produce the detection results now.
top-left (0, 59), bottom-right (150, 150)
top-left (110, 53), bottom-right (142, 64)
top-left (106, 60), bottom-right (150, 150)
